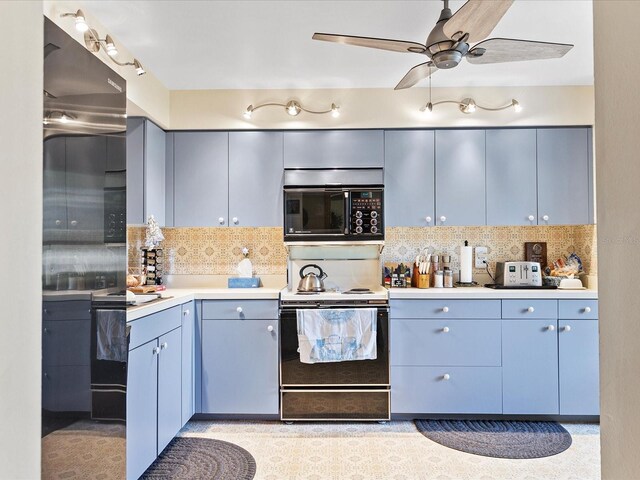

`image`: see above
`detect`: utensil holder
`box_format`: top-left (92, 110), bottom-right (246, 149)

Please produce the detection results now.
top-left (417, 274), bottom-right (430, 289)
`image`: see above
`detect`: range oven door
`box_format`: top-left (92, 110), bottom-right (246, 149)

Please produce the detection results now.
top-left (279, 306), bottom-right (390, 421)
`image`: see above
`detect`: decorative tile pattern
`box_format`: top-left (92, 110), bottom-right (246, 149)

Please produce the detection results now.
top-left (127, 225), bottom-right (597, 276)
top-left (180, 421), bottom-right (600, 480)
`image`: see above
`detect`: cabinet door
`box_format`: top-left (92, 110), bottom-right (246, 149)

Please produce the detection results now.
top-left (126, 339), bottom-right (158, 480)
top-left (126, 118), bottom-right (145, 225)
top-left (202, 319), bottom-right (279, 414)
top-left (559, 319), bottom-right (599, 415)
top-left (65, 136), bottom-right (106, 238)
top-left (537, 128), bottom-right (590, 225)
top-left (145, 120), bottom-right (166, 225)
top-left (384, 130), bottom-right (435, 226)
top-left (157, 327), bottom-right (182, 454)
top-left (181, 302), bottom-right (195, 426)
top-left (283, 130), bottom-right (384, 168)
top-left (486, 129), bottom-right (538, 225)
top-left (502, 319), bottom-right (559, 414)
top-left (435, 130), bottom-right (486, 226)
top-left (106, 134), bottom-right (126, 172)
top-left (173, 132), bottom-right (228, 226)
top-left (229, 131), bottom-right (283, 227)
top-left (43, 136), bottom-right (67, 242)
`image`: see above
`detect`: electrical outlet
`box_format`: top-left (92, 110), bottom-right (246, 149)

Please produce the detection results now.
top-left (475, 246), bottom-right (488, 268)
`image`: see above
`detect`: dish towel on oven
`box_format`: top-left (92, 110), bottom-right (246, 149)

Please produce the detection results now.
top-left (96, 309), bottom-right (127, 362)
top-left (296, 308), bottom-right (377, 364)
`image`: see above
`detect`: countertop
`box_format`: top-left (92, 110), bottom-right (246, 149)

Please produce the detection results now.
top-left (388, 286), bottom-right (598, 300)
top-left (126, 287), bottom-right (283, 321)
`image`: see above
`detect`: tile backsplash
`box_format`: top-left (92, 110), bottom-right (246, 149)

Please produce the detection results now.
top-left (127, 224), bottom-right (597, 277)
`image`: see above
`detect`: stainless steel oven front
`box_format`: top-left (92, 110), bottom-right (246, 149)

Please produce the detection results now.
top-left (279, 300), bottom-right (390, 421)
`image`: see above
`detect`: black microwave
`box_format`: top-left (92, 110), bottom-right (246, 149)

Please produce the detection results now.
top-left (284, 186), bottom-right (384, 242)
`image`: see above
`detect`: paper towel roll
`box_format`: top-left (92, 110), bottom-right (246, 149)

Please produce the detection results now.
top-left (460, 246), bottom-right (473, 283)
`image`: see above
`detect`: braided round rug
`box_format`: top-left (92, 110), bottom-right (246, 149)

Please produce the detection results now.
top-left (141, 437), bottom-right (256, 480)
top-left (415, 419), bottom-right (572, 459)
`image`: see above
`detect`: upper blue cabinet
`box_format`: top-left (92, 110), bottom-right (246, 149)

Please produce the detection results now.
top-left (384, 130), bottom-right (435, 227)
top-left (435, 129), bottom-right (486, 226)
top-left (486, 129), bottom-right (538, 226)
top-left (537, 128), bottom-right (592, 225)
top-left (173, 132), bottom-right (229, 227)
top-left (229, 132), bottom-right (284, 227)
top-left (283, 130), bottom-right (384, 169)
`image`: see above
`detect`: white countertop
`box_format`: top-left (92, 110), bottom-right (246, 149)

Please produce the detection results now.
top-left (126, 287), bottom-right (283, 321)
top-left (389, 286), bottom-right (598, 300)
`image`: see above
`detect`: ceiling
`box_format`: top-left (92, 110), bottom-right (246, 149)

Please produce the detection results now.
top-left (81, 0), bottom-right (594, 90)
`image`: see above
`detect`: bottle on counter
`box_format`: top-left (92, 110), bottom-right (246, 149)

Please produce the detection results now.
top-left (431, 254), bottom-right (440, 287)
top-left (444, 268), bottom-right (453, 288)
top-left (434, 270), bottom-right (444, 288)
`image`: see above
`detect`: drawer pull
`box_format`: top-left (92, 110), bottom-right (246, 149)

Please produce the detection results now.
top-left (425, 216), bottom-right (432, 224)
top-left (153, 346), bottom-right (161, 355)
top-left (236, 307), bottom-right (243, 313)
top-left (43, 328), bottom-right (49, 334)
top-left (547, 325), bottom-right (555, 331)
top-left (267, 325), bottom-right (274, 332)
top-left (527, 306), bottom-right (535, 313)
top-left (584, 307), bottom-right (592, 313)
top-left (442, 306), bottom-right (449, 313)
top-left (183, 309), bottom-right (190, 316)
top-left (562, 325), bottom-right (572, 332)
top-left (442, 373), bottom-right (450, 381)
top-left (161, 342), bottom-right (168, 350)
top-left (528, 215), bottom-right (535, 222)
top-left (441, 326), bottom-right (450, 333)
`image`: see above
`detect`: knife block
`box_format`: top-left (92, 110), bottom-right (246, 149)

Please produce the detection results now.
top-left (413, 265), bottom-right (430, 289)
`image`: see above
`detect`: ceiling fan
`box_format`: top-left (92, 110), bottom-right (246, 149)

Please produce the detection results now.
top-left (312, 0), bottom-right (573, 90)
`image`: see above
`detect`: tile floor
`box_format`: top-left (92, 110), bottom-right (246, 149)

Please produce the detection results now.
top-left (181, 421), bottom-right (600, 480)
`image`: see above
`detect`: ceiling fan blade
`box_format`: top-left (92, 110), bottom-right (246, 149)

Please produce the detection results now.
top-left (312, 33), bottom-right (427, 54)
top-left (443, 0), bottom-right (514, 43)
top-left (394, 62), bottom-right (437, 90)
top-left (467, 38), bottom-right (573, 65)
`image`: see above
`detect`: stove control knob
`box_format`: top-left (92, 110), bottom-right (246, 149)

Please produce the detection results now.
top-left (355, 211), bottom-right (363, 218)
top-left (370, 211), bottom-right (378, 218)
top-left (356, 218), bottom-right (363, 226)
top-left (370, 226), bottom-right (378, 233)
top-left (370, 218), bottom-right (377, 226)
top-left (355, 226), bottom-right (363, 234)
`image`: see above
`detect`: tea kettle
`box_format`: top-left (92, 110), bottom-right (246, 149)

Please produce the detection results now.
top-left (297, 264), bottom-right (327, 292)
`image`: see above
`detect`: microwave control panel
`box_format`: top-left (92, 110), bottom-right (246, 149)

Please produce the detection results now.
top-left (350, 190), bottom-right (383, 235)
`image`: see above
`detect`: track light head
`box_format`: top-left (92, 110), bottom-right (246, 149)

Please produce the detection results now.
top-left (105, 35), bottom-right (118, 56)
top-left (133, 59), bottom-right (146, 76)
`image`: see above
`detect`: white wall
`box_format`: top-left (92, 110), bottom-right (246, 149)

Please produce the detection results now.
top-left (171, 85), bottom-right (594, 130)
top-left (594, 1), bottom-right (640, 478)
top-left (0, 1), bottom-right (43, 478)
top-left (43, 0), bottom-right (171, 128)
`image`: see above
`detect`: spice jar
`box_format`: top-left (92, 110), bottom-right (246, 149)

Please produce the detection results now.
top-left (444, 269), bottom-right (453, 288)
top-left (434, 270), bottom-right (444, 288)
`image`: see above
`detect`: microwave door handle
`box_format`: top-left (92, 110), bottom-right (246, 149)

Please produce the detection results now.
top-left (344, 191), bottom-right (350, 235)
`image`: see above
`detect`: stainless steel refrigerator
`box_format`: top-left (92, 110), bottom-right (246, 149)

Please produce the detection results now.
top-left (42, 16), bottom-right (127, 478)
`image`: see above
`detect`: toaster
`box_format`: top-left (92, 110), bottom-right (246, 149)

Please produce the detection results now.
top-left (494, 261), bottom-right (542, 287)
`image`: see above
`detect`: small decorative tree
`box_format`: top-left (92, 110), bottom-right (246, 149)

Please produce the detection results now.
top-left (144, 215), bottom-right (164, 249)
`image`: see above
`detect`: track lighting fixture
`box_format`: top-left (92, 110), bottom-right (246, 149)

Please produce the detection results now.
top-left (243, 100), bottom-right (340, 120)
top-left (61, 10), bottom-right (146, 76)
top-left (422, 97), bottom-right (522, 115)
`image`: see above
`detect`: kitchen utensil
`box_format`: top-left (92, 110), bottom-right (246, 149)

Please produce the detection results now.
top-left (297, 264), bottom-right (328, 292)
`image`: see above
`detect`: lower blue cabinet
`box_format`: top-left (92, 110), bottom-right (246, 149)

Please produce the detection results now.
top-left (502, 319), bottom-right (559, 414)
top-left (201, 319), bottom-right (279, 414)
top-left (559, 319), bottom-right (600, 415)
top-left (391, 366), bottom-right (502, 414)
top-left (157, 328), bottom-right (183, 453)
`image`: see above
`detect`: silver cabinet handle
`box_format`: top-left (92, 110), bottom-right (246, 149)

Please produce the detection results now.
top-left (584, 307), bottom-right (592, 313)
top-left (439, 215), bottom-right (447, 223)
top-left (547, 325), bottom-right (555, 331)
top-left (267, 325), bottom-right (274, 332)
top-left (442, 326), bottom-right (450, 333)
top-left (236, 307), bottom-right (243, 313)
top-left (562, 325), bottom-right (572, 332)
top-left (153, 346), bottom-right (161, 355)
top-left (542, 215), bottom-right (549, 222)
top-left (43, 328), bottom-right (49, 334)
top-left (527, 306), bottom-right (535, 313)
top-left (183, 309), bottom-right (190, 316)
top-left (161, 342), bottom-right (168, 350)
top-left (232, 217), bottom-right (239, 225)
top-left (70, 220), bottom-right (78, 226)
top-left (442, 373), bottom-right (450, 381)
top-left (218, 217), bottom-right (225, 225)
top-left (55, 219), bottom-right (61, 225)
top-left (425, 216), bottom-right (432, 224)
top-left (528, 215), bottom-right (535, 222)
top-left (442, 306), bottom-right (449, 313)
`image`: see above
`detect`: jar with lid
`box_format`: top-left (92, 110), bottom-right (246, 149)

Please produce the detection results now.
top-left (433, 270), bottom-right (444, 288)
top-left (444, 268), bottom-right (453, 288)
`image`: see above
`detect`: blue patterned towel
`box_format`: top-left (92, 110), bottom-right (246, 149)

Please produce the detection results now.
top-left (296, 308), bottom-right (377, 364)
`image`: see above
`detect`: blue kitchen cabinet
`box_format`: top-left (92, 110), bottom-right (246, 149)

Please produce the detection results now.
top-left (559, 318), bottom-right (600, 415)
top-left (126, 305), bottom-right (183, 480)
top-left (229, 131), bottom-right (284, 227)
top-left (537, 128), bottom-right (591, 225)
top-left (502, 319), bottom-right (559, 414)
top-left (181, 301), bottom-right (195, 426)
top-left (173, 132), bottom-right (229, 226)
top-left (486, 129), bottom-right (538, 225)
top-left (435, 129), bottom-right (486, 226)
top-left (384, 130), bottom-right (435, 226)
top-left (126, 338), bottom-right (158, 480)
top-left (283, 130), bottom-right (384, 168)
top-left (43, 137), bottom-right (67, 242)
top-left (201, 316), bottom-right (279, 414)
top-left (126, 118), bottom-right (167, 225)
top-left (156, 327), bottom-right (182, 454)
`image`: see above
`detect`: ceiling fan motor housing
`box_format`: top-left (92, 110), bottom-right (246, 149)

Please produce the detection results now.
top-left (433, 50), bottom-right (462, 69)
